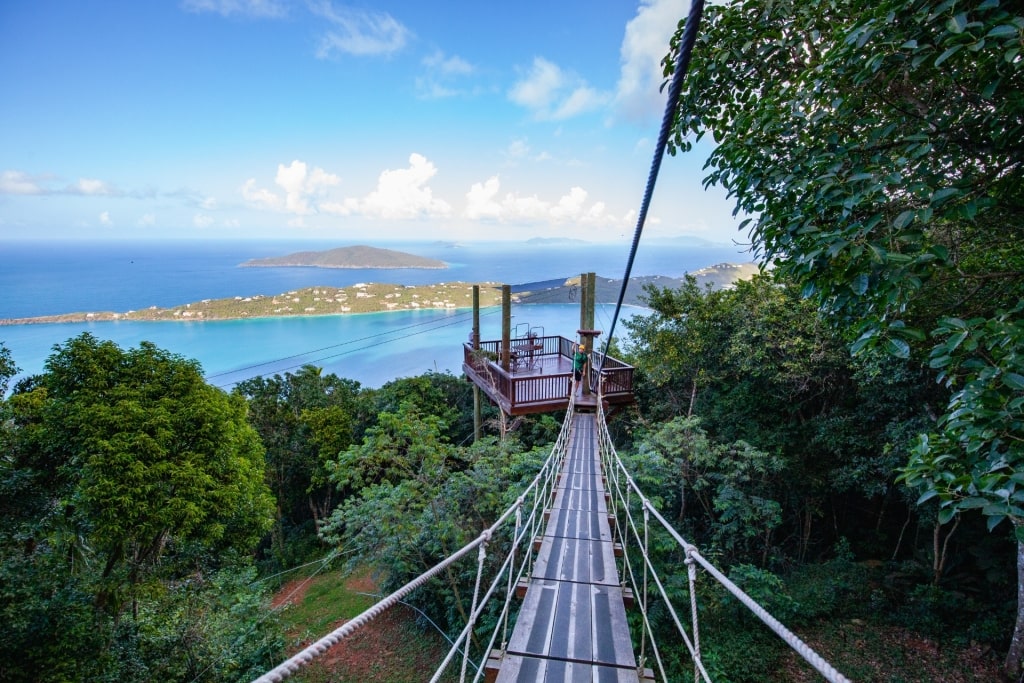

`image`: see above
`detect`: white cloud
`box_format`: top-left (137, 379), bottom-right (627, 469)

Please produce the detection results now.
top-left (241, 178), bottom-right (282, 209)
top-left (180, 0), bottom-right (287, 19)
top-left (223, 218), bottom-right (241, 228)
top-left (242, 160), bottom-right (341, 215)
top-left (417, 50), bottom-right (475, 98)
top-left (193, 213), bottom-right (214, 228)
top-left (275, 160), bottom-right (340, 214)
top-left (464, 177), bottom-right (503, 220)
top-left (615, 0), bottom-right (687, 123)
top-left (323, 153), bottom-right (451, 219)
top-left (0, 170), bottom-right (42, 195)
top-left (463, 176), bottom-right (616, 226)
top-left (310, 2), bottom-right (410, 58)
top-left (139, 213), bottom-right (156, 227)
top-left (71, 178), bottom-right (115, 195)
top-left (201, 196), bottom-right (217, 210)
top-left (423, 50), bottom-right (472, 77)
top-left (99, 211), bottom-right (113, 226)
top-left (509, 57), bottom-right (608, 121)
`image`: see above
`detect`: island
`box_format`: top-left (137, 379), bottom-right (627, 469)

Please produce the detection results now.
top-left (0, 263), bottom-right (760, 325)
top-left (240, 245), bottom-right (448, 270)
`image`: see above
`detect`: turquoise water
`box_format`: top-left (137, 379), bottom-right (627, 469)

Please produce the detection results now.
top-left (1, 303), bottom-right (642, 390)
top-left (1, 239), bottom-right (748, 388)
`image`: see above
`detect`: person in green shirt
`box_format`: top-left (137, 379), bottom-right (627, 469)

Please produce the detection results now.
top-left (572, 343), bottom-right (588, 393)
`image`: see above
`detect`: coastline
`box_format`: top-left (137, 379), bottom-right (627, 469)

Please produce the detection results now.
top-left (0, 263), bottom-right (760, 327)
top-left (0, 281), bottom-right (510, 326)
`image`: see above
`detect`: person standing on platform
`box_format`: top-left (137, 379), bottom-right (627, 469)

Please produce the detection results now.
top-left (572, 343), bottom-right (588, 395)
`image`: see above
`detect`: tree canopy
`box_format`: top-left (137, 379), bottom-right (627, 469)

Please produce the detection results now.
top-left (667, 0), bottom-right (1022, 672)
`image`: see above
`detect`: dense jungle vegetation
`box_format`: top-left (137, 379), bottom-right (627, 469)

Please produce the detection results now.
top-left (2, 0), bottom-right (1022, 680)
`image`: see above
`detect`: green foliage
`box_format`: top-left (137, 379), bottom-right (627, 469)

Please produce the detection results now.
top-left (901, 303), bottom-right (1024, 533)
top-left (0, 334), bottom-right (282, 681)
top-left (235, 366), bottom-right (366, 568)
top-left (321, 410), bottom-right (547, 638)
top-left (0, 343), bottom-right (17, 395)
top-left (669, 0), bottom-right (1023, 669)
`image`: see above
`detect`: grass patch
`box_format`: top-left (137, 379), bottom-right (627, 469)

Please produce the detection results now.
top-left (273, 567), bottom-right (458, 683)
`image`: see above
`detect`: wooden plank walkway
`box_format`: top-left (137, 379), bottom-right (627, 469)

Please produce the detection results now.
top-left (496, 413), bottom-right (639, 682)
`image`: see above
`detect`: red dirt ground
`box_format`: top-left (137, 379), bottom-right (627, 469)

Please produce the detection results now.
top-left (273, 571), bottom-right (450, 682)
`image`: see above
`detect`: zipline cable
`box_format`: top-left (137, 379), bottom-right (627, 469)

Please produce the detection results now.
top-left (599, 0), bottom-right (705, 370)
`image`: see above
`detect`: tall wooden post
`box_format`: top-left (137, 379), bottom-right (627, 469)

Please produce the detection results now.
top-left (472, 285), bottom-right (481, 443)
top-left (578, 272), bottom-right (600, 397)
top-left (501, 285), bottom-right (511, 372)
top-left (579, 273), bottom-right (589, 331)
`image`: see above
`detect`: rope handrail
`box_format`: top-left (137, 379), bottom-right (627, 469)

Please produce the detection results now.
top-left (251, 400), bottom-right (575, 683)
top-left (594, 398), bottom-right (852, 683)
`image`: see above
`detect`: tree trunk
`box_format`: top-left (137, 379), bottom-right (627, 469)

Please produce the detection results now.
top-left (1005, 537), bottom-right (1024, 679)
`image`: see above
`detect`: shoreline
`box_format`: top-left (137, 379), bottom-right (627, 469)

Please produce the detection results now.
top-left (0, 280), bottom-right (526, 327)
top-left (1, 263), bottom-right (760, 327)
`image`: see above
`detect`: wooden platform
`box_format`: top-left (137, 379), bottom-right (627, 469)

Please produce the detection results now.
top-left (494, 413), bottom-right (639, 682)
top-left (463, 336), bottom-right (634, 416)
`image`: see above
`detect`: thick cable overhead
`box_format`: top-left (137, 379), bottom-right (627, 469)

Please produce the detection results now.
top-left (599, 0), bottom-right (705, 368)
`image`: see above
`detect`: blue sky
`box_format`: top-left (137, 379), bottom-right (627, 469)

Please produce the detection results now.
top-left (0, 0), bottom-right (742, 244)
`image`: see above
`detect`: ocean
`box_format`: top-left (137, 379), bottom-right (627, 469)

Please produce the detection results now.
top-left (1, 239), bottom-right (754, 389)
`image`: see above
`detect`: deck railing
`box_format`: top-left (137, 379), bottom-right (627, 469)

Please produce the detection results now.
top-left (462, 335), bottom-right (634, 414)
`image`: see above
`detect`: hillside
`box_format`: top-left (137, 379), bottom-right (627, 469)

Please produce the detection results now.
top-left (240, 245), bottom-right (448, 269)
top-left (0, 263), bottom-right (759, 325)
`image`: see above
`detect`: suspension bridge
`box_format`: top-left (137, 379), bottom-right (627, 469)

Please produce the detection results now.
top-left (251, 371), bottom-right (852, 683)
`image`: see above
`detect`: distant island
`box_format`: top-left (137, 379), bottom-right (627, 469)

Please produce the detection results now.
top-left (241, 245), bottom-right (448, 270)
top-left (0, 263), bottom-right (760, 325)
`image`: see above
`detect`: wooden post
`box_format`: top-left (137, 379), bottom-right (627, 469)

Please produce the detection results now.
top-left (578, 273), bottom-right (598, 396)
top-left (472, 285), bottom-right (481, 443)
top-left (579, 272), bottom-right (589, 331)
top-left (501, 285), bottom-right (511, 372)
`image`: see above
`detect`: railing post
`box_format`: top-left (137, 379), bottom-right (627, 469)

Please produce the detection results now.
top-left (503, 508), bottom-right (522, 648)
top-left (686, 547), bottom-right (702, 683)
top-left (461, 532), bottom-right (490, 682)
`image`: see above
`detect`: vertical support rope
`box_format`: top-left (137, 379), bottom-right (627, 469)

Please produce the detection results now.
top-left (460, 536), bottom-right (490, 682)
top-left (639, 506), bottom-right (651, 670)
top-left (686, 549), bottom-right (702, 683)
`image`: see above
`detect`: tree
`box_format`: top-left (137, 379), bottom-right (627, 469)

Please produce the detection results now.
top-left (667, 0), bottom-right (1023, 673)
top-left (235, 366), bottom-right (365, 565)
top-left (5, 333), bottom-right (274, 615)
top-left (0, 334), bottom-right (278, 680)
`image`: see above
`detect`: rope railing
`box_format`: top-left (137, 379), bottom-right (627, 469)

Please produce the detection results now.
top-left (251, 401), bottom-right (575, 683)
top-left (594, 398), bottom-right (852, 683)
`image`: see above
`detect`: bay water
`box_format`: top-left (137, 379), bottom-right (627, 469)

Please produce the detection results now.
top-left (1, 239), bottom-right (753, 389)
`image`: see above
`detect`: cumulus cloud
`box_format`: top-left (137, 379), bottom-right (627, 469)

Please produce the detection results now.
top-left (615, 0), bottom-right (687, 123)
top-left (310, 2), bottom-right (410, 58)
top-left (99, 211), bottom-right (113, 226)
top-left (139, 213), bottom-right (156, 227)
top-left (179, 0), bottom-right (287, 19)
top-left (193, 213), bottom-right (215, 228)
top-left (509, 57), bottom-right (608, 121)
top-left (464, 176), bottom-right (615, 226)
top-left (242, 160), bottom-right (341, 215)
top-left (322, 153), bottom-right (451, 219)
top-left (0, 170), bottom-right (43, 195)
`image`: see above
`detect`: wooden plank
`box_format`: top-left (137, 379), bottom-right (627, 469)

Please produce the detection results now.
top-left (498, 413), bottom-right (638, 683)
top-left (531, 535), bottom-right (620, 586)
top-left (504, 579), bottom-right (636, 668)
top-left (497, 654), bottom-right (639, 682)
